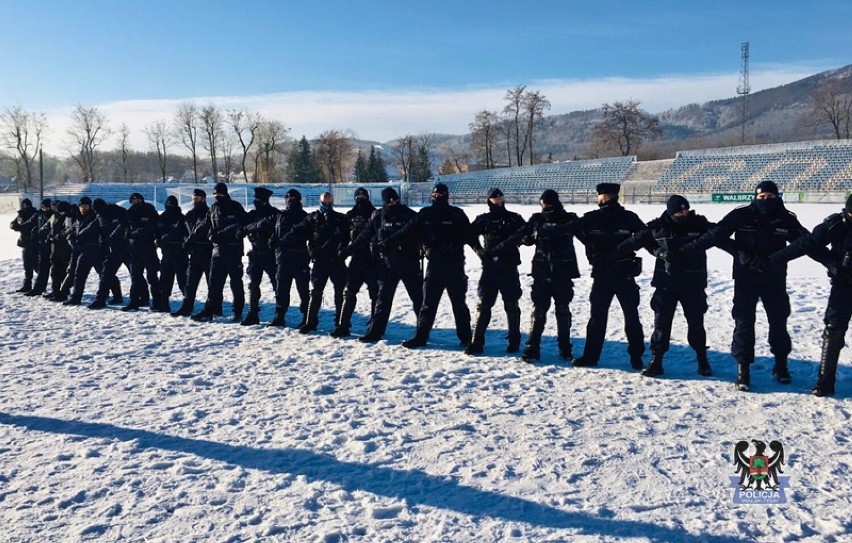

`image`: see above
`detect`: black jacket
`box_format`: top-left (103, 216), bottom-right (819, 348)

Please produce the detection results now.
top-left (350, 203), bottom-right (420, 266)
top-left (471, 205), bottom-right (527, 267)
top-left (345, 201), bottom-right (378, 263)
top-left (574, 202), bottom-right (646, 278)
top-left (126, 201), bottom-right (159, 245)
top-left (10, 207), bottom-right (38, 246)
top-left (771, 209), bottom-right (849, 284)
top-left (97, 204), bottom-right (129, 250)
top-left (262, 201), bottom-right (309, 254)
top-left (416, 201), bottom-right (472, 263)
top-left (157, 206), bottom-right (185, 249)
top-left (283, 207), bottom-right (349, 260)
top-left (73, 211), bottom-right (100, 250)
top-left (242, 204), bottom-right (279, 253)
top-left (207, 196), bottom-right (247, 250)
top-left (183, 202), bottom-right (212, 251)
top-left (519, 205), bottom-right (581, 279)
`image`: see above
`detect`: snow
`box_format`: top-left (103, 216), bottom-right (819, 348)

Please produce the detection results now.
top-left (1, 203), bottom-right (851, 542)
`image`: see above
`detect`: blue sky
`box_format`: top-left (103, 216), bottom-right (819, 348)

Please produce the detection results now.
top-left (1, 1), bottom-right (849, 151)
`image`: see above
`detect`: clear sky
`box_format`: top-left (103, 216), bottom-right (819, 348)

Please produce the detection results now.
top-left (1, 0), bottom-right (849, 152)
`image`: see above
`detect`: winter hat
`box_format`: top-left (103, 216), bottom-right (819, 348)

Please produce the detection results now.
top-left (165, 195), bottom-right (179, 208)
top-left (129, 192), bottom-right (144, 202)
top-left (596, 183), bottom-right (621, 196)
top-left (56, 201), bottom-right (70, 213)
top-left (192, 188), bottom-right (207, 198)
top-left (285, 188), bottom-right (302, 201)
top-left (79, 196), bottom-right (92, 206)
top-left (92, 198), bottom-right (107, 214)
top-left (432, 182), bottom-right (449, 196)
top-left (354, 187), bottom-right (370, 199)
top-left (666, 194), bottom-right (690, 216)
top-left (755, 180), bottom-right (779, 196)
top-left (487, 187), bottom-right (504, 199)
top-left (846, 194), bottom-right (852, 213)
top-left (253, 187), bottom-right (273, 201)
top-left (21, 198), bottom-right (32, 208)
top-left (41, 198), bottom-right (52, 208)
top-left (381, 187), bottom-right (400, 204)
top-left (540, 189), bottom-right (560, 206)
top-left (214, 182), bottom-right (229, 196)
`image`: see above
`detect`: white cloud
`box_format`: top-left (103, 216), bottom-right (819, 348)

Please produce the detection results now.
top-left (38, 67), bottom-right (822, 156)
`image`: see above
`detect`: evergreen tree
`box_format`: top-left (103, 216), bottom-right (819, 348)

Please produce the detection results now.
top-left (353, 148), bottom-right (368, 183)
top-left (367, 146), bottom-right (389, 183)
top-left (291, 136), bottom-right (320, 183)
top-left (410, 144), bottom-right (432, 183)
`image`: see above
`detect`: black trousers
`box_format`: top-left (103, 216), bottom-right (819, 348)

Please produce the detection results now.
top-left (128, 242), bottom-right (161, 306)
top-left (95, 246), bottom-right (127, 301)
top-left (245, 249), bottom-right (277, 313)
top-left (529, 262), bottom-right (574, 350)
top-left (649, 284), bottom-right (708, 355)
top-left (825, 280), bottom-right (852, 330)
top-left (412, 259), bottom-right (471, 344)
top-left (305, 257), bottom-right (348, 326)
top-left (731, 275), bottom-right (791, 362)
top-left (182, 246), bottom-right (212, 308)
top-left (50, 244), bottom-right (72, 295)
top-left (160, 245), bottom-right (188, 302)
top-left (20, 242), bottom-right (38, 286)
top-left (366, 258), bottom-right (423, 338)
top-left (476, 263), bottom-right (523, 342)
top-left (274, 249), bottom-right (310, 318)
top-left (31, 243), bottom-right (52, 292)
top-left (203, 246), bottom-right (244, 316)
top-left (70, 246), bottom-right (104, 302)
top-left (582, 275), bottom-right (645, 362)
top-left (340, 256), bottom-right (379, 330)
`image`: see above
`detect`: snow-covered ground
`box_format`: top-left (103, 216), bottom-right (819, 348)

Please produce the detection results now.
top-left (1, 203), bottom-right (850, 543)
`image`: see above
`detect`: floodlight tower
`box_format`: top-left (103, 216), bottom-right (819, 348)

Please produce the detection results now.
top-left (737, 42), bottom-right (751, 144)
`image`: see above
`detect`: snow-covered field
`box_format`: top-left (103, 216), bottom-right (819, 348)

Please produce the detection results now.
top-left (1, 203), bottom-right (850, 543)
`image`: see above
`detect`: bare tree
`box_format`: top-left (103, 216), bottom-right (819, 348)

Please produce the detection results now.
top-left (200, 104), bottom-right (222, 181)
top-left (68, 104), bottom-right (109, 182)
top-left (221, 128), bottom-right (236, 182)
top-left (439, 141), bottom-right (471, 174)
top-left (117, 123), bottom-right (132, 182)
top-left (174, 101), bottom-right (200, 183)
top-left (254, 119), bottom-right (289, 183)
top-left (144, 119), bottom-right (170, 182)
top-left (523, 90), bottom-right (551, 165)
top-left (0, 106), bottom-right (46, 191)
top-left (808, 77), bottom-right (852, 139)
top-left (315, 129), bottom-right (355, 183)
top-left (591, 100), bottom-right (662, 156)
top-left (392, 134), bottom-right (415, 182)
top-left (469, 110), bottom-right (499, 168)
top-left (502, 85), bottom-right (527, 167)
top-left (227, 109), bottom-right (261, 182)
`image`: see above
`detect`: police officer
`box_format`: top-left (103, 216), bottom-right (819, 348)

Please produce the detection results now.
top-left (265, 188), bottom-right (310, 327)
top-left (26, 199), bottom-right (54, 297)
top-left (279, 192), bottom-right (349, 334)
top-left (618, 195), bottom-right (724, 377)
top-left (87, 198), bottom-right (129, 310)
top-left (54, 201), bottom-right (82, 303)
top-left (64, 197), bottom-right (102, 306)
top-left (125, 192), bottom-right (162, 311)
top-left (572, 183), bottom-right (647, 370)
top-left (346, 187), bottom-right (423, 343)
top-left (192, 183), bottom-right (247, 322)
top-left (465, 188), bottom-right (527, 355)
top-left (331, 187), bottom-right (379, 338)
top-left (517, 189), bottom-right (582, 362)
top-left (237, 187), bottom-right (278, 325)
top-left (680, 181), bottom-right (809, 391)
top-left (9, 198), bottom-right (38, 293)
top-left (402, 182), bottom-right (473, 349)
top-left (43, 201), bottom-right (73, 302)
top-left (156, 195), bottom-right (188, 312)
top-left (172, 189), bottom-right (212, 317)
top-left (766, 194), bottom-right (852, 397)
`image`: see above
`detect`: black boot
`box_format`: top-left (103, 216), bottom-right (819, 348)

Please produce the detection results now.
top-left (191, 308), bottom-right (214, 322)
top-left (772, 357), bottom-right (791, 384)
top-left (240, 312), bottom-right (260, 326)
top-left (171, 300), bottom-right (194, 317)
top-left (329, 325), bottom-right (350, 338)
top-left (334, 296), bottom-right (356, 338)
top-left (466, 304), bottom-right (490, 355)
top-left (521, 307), bottom-right (547, 362)
top-left (506, 304), bottom-right (521, 353)
top-left (16, 280), bottom-right (32, 293)
top-left (813, 327), bottom-right (843, 397)
top-left (736, 359), bottom-right (751, 392)
top-left (696, 348), bottom-right (712, 376)
top-left (299, 296), bottom-right (320, 334)
top-left (555, 305), bottom-right (573, 362)
top-left (268, 309), bottom-right (286, 327)
top-left (87, 297), bottom-right (108, 310)
top-left (641, 354), bottom-right (664, 377)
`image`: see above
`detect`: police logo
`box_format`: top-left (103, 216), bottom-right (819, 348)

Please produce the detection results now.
top-left (729, 440), bottom-right (791, 504)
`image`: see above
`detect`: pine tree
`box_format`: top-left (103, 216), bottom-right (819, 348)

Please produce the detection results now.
top-left (291, 136), bottom-right (319, 183)
top-left (410, 144), bottom-right (432, 183)
top-left (367, 146), bottom-right (389, 183)
top-left (354, 149), bottom-right (368, 183)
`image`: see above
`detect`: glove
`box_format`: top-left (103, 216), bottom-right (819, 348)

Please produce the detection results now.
top-left (474, 246), bottom-right (486, 259)
top-left (737, 250), bottom-right (756, 268)
top-left (235, 227), bottom-right (246, 240)
top-left (654, 247), bottom-right (681, 263)
top-left (748, 256), bottom-right (770, 274)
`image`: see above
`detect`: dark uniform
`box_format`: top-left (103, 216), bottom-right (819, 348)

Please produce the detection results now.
top-left (618, 195), bottom-right (724, 377)
top-left (44, 202), bottom-right (73, 301)
top-left (681, 181), bottom-right (808, 391)
top-left (768, 195), bottom-right (852, 397)
top-left (332, 187), bottom-right (379, 338)
top-left (193, 183), bottom-right (247, 322)
top-left (348, 187), bottom-right (423, 343)
top-left (465, 188), bottom-right (527, 355)
top-left (125, 193), bottom-right (162, 311)
top-left (402, 183), bottom-right (473, 349)
top-left (64, 198), bottom-right (103, 306)
top-left (9, 198), bottom-right (38, 293)
top-left (282, 193), bottom-right (349, 334)
top-left (172, 190), bottom-right (212, 317)
top-left (156, 196), bottom-right (188, 312)
top-left (56, 204), bottom-right (82, 302)
top-left (27, 199), bottom-right (54, 296)
top-left (87, 199), bottom-right (129, 309)
top-left (262, 188), bottom-right (310, 327)
top-left (572, 183), bottom-right (647, 370)
top-left (518, 189), bottom-right (582, 362)
top-left (237, 187), bottom-right (278, 325)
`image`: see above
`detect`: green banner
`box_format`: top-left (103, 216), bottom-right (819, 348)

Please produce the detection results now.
top-left (711, 193), bottom-right (753, 203)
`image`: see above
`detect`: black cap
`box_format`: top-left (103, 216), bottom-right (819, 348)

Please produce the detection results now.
top-left (21, 198), bottom-right (32, 207)
top-left (285, 188), bottom-right (302, 201)
top-left (381, 187), bottom-right (399, 204)
top-left (193, 188), bottom-right (207, 198)
top-left (254, 187), bottom-right (273, 201)
top-left (41, 198), bottom-right (52, 208)
top-left (540, 189), bottom-right (560, 206)
top-left (755, 180), bottom-right (779, 196)
top-left (165, 195), bottom-right (179, 208)
top-left (432, 182), bottom-right (449, 195)
top-left (487, 187), bottom-right (504, 199)
top-left (129, 192), bottom-right (144, 202)
top-left (79, 196), bottom-right (92, 206)
top-left (666, 194), bottom-right (690, 216)
top-left (354, 187), bottom-right (370, 199)
top-left (56, 201), bottom-right (70, 213)
top-left (214, 182), bottom-right (229, 195)
top-left (92, 198), bottom-right (107, 213)
top-left (845, 194), bottom-right (852, 213)
top-left (596, 183), bottom-right (621, 196)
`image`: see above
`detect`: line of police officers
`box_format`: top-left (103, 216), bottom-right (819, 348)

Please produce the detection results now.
top-left (9, 180), bottom-right (851, 397)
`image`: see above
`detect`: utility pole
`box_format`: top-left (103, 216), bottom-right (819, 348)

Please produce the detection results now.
top-left (737, 42), bottom-right (751, 144)
top-left (39, 147), bottom-right (44, 203)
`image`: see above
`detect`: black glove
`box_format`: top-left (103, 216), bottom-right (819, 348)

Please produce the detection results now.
top-left (235, 227), bottom-right (246, 240)
top-left (748, 256), bottom-right (770, 274)
top-left (737, 250), bottom-right (756, 268)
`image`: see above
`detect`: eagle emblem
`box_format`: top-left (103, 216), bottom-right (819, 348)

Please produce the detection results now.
top-left (733, 440), bottom-right (785, 491)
